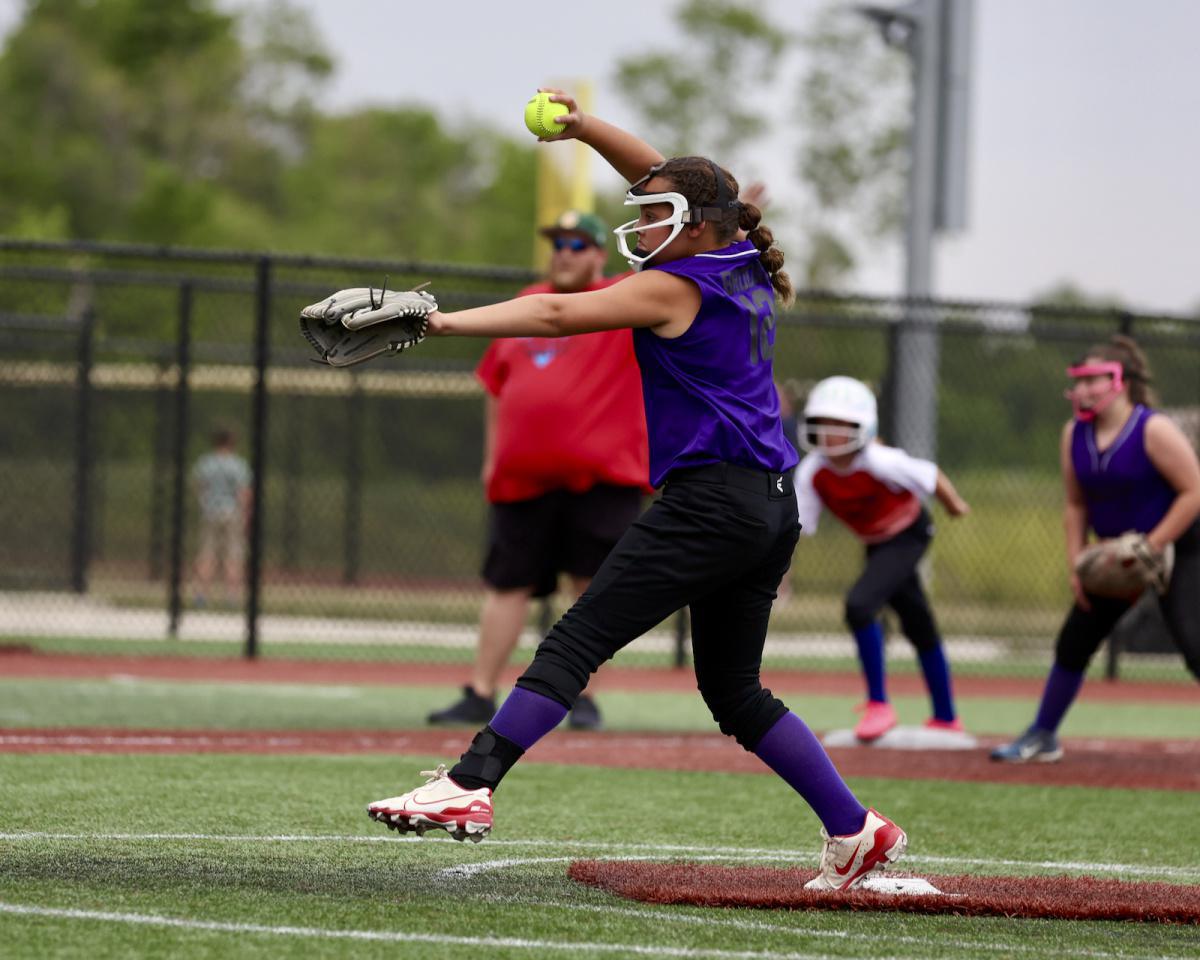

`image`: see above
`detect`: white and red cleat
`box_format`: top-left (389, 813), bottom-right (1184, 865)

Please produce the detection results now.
top-left (804, 808), bottom-right (907, 891)
top-left (853, 701), bottom-right (898, 742)
top-left (367, 764), bottom-right (493, 843)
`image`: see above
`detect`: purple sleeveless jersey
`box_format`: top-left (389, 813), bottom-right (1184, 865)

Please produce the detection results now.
top-left (1071, 405), bottom-right (1176, 537)
top-left (633, 239), bottom-right (799, 487)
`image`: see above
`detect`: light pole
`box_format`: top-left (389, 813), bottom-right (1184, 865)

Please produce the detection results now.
top-left (855, 0), bottom-right (972, 459)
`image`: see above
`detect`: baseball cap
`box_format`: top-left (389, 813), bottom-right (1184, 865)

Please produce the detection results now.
top-left (539, 210), bottom-right (608, 248)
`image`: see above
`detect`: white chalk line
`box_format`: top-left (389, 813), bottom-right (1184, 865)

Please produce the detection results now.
top-left (0, 889), bottom-right (1184, 960)
top-left (3, 831), bottom-right (1198, 881)
top-left (0, 903), bottom-right (846, 960)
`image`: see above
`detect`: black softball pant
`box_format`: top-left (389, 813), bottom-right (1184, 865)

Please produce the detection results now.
top-left (1055, 519), bottom-right (1200, 679)
top-left (844, 510), bottom-right (942, 653)
top-left (517, 462), bottom-right (801, 751)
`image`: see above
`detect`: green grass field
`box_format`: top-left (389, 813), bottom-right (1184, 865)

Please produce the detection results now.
top-left (2, 675), bottom-right (1199, 958)
top-left (0, 675), bottom-right (1193, 738)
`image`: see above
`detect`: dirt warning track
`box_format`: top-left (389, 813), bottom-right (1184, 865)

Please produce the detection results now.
top-left (2, 726), bottom-right (1197, 790)
top-left (3, 649), bottom-right (1197, 701)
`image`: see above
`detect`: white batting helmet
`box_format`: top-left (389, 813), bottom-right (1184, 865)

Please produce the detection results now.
top-left (801, 376), bottom-right (878, 455)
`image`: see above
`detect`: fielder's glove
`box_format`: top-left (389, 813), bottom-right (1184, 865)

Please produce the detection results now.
top-left (299, 283), bottom-right (436, 368)
top-left (1073, 531), bottom-right (1174, 600)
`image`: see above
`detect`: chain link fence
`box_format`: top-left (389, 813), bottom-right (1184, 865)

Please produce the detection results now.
top-left (2, 239), bottom-right (1198, 680)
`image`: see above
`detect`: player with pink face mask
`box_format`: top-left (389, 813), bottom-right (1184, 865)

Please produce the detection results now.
top-left (1064, 359), bottom-right (1126, 422)
top-left (992, 335), bottom-right (1200, 763)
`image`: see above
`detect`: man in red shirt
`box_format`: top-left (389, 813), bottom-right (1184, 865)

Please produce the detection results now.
top-left (428, 211), bottom-right (650, 730)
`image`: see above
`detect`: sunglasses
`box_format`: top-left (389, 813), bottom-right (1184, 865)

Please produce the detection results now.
top-left (552, 236), bottom-right (592, 252)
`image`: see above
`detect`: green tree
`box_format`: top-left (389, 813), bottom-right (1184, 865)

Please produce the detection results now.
top-left (0, 0), bottom-right (331, 244)
top-left (613, 0), bottom-right (788, 168)
top-left (795, 3), bottom-right (908, 288)
top-left (279, 108), bottom-right (536, 265)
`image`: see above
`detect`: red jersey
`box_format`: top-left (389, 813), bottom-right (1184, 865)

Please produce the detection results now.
top-left (795, 443), bottom-right (938, 544)
top-left (476, 277), bottom-right (650, 503)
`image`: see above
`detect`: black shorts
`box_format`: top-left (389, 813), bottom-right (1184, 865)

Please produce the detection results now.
top-left (482, 484), bottom-right (644, 597)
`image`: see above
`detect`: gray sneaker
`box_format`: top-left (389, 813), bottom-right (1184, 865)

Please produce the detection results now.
top-left (990, 725), bottom-right (1063, 763)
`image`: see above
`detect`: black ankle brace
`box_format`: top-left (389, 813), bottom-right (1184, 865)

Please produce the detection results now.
top-left (449, 725), bottom-right (525, 791)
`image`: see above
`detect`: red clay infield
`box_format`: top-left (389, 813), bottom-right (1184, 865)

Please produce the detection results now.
top-left (569, 861), bottom-right (1200, 924)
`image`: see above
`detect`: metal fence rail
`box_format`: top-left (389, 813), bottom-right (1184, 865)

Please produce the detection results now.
top-left (2, 238), bottom-right (1198, 680)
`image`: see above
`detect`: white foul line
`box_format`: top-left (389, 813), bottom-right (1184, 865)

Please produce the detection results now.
top-left (0, 902), bottom-right (877, 960)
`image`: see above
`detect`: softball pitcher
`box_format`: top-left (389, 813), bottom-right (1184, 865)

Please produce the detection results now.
top-left (365, 90), bottom-right (907, 892)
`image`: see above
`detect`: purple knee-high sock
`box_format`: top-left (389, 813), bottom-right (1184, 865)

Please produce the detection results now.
top-left (489, 686), bottom-right (569, 750)
top-left (1034, 664), bottom-right (1085, 733)
top-left (754, 712), bottom-right (867, 837)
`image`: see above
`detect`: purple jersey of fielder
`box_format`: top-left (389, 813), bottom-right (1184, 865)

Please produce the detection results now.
top-left (634, 239), bottom-right (799, 487)
top-left (1071, 404), bottom-right (1176, 538)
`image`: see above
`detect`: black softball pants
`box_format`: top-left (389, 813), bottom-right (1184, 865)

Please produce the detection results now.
top-left (517, 462), bottom-right (802, 750)
top-left (1055, 518), bottom-right (1200, 679)
top-left (844, 510), bottom-right (942, 653)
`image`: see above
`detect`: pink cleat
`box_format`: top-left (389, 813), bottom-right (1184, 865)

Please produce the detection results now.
top-left (853, 701), bottom-right (898, 742)
top-left (923, 717), bottom-right (964, 733)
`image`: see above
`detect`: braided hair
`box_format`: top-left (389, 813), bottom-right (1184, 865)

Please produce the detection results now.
top-left (1079, 334), bottom-right (1158, 407)
top-left (653, 156), bottom-right (795, 307)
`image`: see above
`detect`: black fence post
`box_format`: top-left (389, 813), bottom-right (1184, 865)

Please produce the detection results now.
top-left (244, 257), bottom-right (271, 658)
top-left (167, 283), bottom-right (193, 639)
top-left (148, 359), bottom-right (171, 581)
top-left (879, 321), bottom-right (901, 444)
top-left (343, 376), bottom-right (364, 585)
top-left (281, 395), bottom-right (301, 573)
top-left (70, 307), bottom-right (95, 594)
top-left (673, 608), bottom-right (690, 669)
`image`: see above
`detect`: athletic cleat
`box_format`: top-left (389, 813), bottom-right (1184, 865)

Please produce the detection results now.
top-left (804, 808), bottom-right (907, 891)
top-left (367, 764), bottom-right (493, 841)
top-left (990, 725), bottom-right (1063, 763)
top-left (427, 686), bottom-right (496, 726)
top-left (923, 717), bottom-right (965, 733)
top-left (853, 701), bottom-right (898, 742)
top-left (568, 694), bottom-right (604, 731)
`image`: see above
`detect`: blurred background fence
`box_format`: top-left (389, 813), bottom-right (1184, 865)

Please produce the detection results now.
top-left (2, 238), bottom-right (1198, 680)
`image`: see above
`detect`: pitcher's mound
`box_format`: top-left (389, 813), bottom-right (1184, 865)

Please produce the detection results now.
top-left (822, 725), bottom-right (979, 750)
top-left (568, 861), bottom-right (1200, 924)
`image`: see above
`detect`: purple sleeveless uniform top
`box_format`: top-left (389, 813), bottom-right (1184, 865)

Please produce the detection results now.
top-left (633, 240), bottom-right (799, 488)
top-left (1070, 405), bottom-right (1175, 537)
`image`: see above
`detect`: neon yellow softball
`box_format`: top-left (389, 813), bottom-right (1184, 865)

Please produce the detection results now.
top-left (524, 92), bottom-right (569, 138)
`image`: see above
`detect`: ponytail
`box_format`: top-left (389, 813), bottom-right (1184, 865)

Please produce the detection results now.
top-left (1080, 334), bottom-right (1157, 407)
top-left (654, 156), bottom-right (795, 307)
top-left (738, 202), bottom-right (794, 308)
